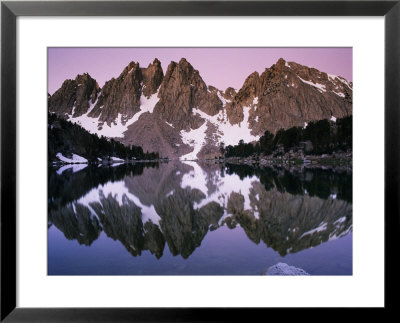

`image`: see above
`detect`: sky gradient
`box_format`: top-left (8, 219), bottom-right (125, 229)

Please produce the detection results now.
top-left (48, 47), bottom-right (352, 95)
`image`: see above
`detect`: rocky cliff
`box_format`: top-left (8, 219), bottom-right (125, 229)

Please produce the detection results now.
top-left (49, 58), bottom-right (352, 159)
top-left (48, 73), bottom-right (100, 118)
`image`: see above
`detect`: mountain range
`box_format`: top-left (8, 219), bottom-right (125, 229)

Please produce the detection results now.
top-left (48, 57), bottom-right (353, 159)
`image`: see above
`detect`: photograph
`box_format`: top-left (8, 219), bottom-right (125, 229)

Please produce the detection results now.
top-left (47, 47), bottom-right (353, 276)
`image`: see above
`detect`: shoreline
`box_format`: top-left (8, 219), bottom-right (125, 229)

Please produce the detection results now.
top-left (222, 151), bottom-right (352, 169)
top-left (50, 151), bottom-right (352, 171)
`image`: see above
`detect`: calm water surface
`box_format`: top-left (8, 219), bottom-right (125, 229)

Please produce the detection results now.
top-left (48, 161), bottom-right (352, 275)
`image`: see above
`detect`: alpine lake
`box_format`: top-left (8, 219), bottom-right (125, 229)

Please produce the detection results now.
top-left (48, 161), bottom-right (352, 275)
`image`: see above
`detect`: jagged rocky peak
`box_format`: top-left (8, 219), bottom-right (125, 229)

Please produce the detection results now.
top-left (207, 85), bottom-right (218, 93)
top-left (228, 57), bottom-right (353, 135)
top-left (48, 79), bottom-right (76, 116)
top-left (88, 61), bottom-right (143, 126)
top-left (236, 71), bottom-right (260, 106)
top-left (73, 73), bottom-right (101, 117)
top-left (154, 58), bottom-right (223, 128)
top-left (224, 87), bottom-right (237, 99)
top-left (49, 56), bottom-right (353, 160)
top-left (121, 61), bottom-right (142, 77)
top-left (141, 58), bottom-right (164, 98)
top-left (48, 73), bottom-right (100, 118)
top-left (273, 58), bottom-right (352, 98)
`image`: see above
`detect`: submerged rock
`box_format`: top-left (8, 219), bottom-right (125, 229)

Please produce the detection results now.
top-left (265, 262), bottom-right (309, 275)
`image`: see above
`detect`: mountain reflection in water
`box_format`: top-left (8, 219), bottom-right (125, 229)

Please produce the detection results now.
top-left (48, 161), bottom-right (352, 275)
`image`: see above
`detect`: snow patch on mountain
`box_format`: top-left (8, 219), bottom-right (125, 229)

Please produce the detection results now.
top-left (101, 114), bottom-right (134, 138)
top-left (191, 107), bottom-right (260, 147)
top-left (180, 121), bottom-right (208, 160)
top-left (179, 105), bottom-right (260, 159)
top-left (216, 91), bottom-right (231, 107)
top-left (333, 91), bottom-right (345, 98)
top-left (130, 91), bottom-right (160, 123)
top-left (328, 74), bottom-right (337, 82)
top-left (298, 76), bottom-right (326, 93)
top-left (68, 96), bottom-right (100, 130)
top-left (69, 91), bottom-right (159, 138)
top-left (329, 74), bottom-right (352, 90)
top-left (56, 153), bottom-right (88, 163)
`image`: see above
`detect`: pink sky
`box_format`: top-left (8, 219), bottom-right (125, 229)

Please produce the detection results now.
top-left (48, 47), bottom-right (352, 95)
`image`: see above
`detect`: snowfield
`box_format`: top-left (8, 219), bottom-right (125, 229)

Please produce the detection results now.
top-left (179, 106), bottom-right (260, 160)
top-left (333, 91), bottom-right (345, 98)
top-left (298, 76), bottom-right (326, 93)
top-left (180, 121), bottom-right (209, 161)
top-left (68, 91), bottom-right (159, 138)
top-left (56, 153), bottom-right (88, 163)
top-left (216, 91), bottom-right (232, 107)
top-left (328, 74), bottom-right (352, 90)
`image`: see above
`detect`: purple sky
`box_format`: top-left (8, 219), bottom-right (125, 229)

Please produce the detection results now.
top-left (48, 47), bottom-right (352, 95)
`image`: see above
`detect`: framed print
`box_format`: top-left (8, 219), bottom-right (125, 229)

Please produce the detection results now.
top-left (1, 0), bottom-right (399, 321)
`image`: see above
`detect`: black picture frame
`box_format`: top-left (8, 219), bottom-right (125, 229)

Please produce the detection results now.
top-left (1, 0), bottom-right (399, 321)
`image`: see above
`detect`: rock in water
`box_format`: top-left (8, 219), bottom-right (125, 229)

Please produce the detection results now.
top-left (265, 262), bottom-right (310, 275)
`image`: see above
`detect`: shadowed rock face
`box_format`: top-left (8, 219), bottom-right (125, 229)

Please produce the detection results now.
top-left (48, 73), bottom-right (100, 118)
top-left (49, 60), bottom-right (164, 129)
top-left (49, 57), bottom-right (352, 159)
top-left (88, 62), bottom-right (143, 126)
top-left (154, 58), bottom-right (222, 129)
top-left (49, 162), bottom-right (352, 259)
top-left (141, 58), bottom-right (164, 98)
top-left (230, 58), bottom-right (352, 135)
top-left (122, 112), bottom-right (193, 159)
top-left (73, 74), bottom-right (101, 117)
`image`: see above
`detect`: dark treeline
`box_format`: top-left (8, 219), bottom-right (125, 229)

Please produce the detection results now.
top-left (225, 164), bottom-right (352, 203)
top-left (48, 113), bottom-right (160, 162)
top-left (48, 162), bottom-right (159, 211)
top-left (224, 116), bottom-right (352, 157)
